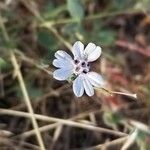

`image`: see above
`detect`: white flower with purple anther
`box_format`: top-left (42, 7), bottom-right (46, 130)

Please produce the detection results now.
top-left (53, 41), bottom-right (105, 97)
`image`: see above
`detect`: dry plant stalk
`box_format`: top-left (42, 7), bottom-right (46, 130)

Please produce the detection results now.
top-left (10, 51), bottom-right (46, 150)
top-left (0, 108), bottom-right (127, 138)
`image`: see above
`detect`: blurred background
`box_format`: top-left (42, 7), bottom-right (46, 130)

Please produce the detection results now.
top-left (0, 0), bottom-right (150, 150)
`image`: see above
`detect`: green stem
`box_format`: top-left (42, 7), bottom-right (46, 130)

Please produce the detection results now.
top-left (41, 8), bottom-right (141, 26)
top-left (44, 5), bottom-right (67, 19)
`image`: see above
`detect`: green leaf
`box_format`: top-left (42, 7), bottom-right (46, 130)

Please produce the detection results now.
top-left (67, 0), bottom-right (84, 20)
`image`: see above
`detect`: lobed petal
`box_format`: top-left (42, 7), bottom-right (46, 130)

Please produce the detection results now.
top-left (55, 50), bottom-right (72, 61)
top-left (84, 43), bottom-right (96, 55)
top-left (53, 68), bottom-right (73, 81)
top-left (84, 43), bottom-right (101, 62)
top-left (83, 75), bottom-right (94, 96)
top-left (86, 72), bottom-right (105, 87)
top-left (73, 75), bottom-right (84, 97)
top-left (72, 41), bottom-right (84, 59)
top-left (53, 59), bottom-right (73, 69)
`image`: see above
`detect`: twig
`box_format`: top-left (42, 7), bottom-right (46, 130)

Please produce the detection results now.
top-left (50, 125), bottom-right (63, 150)
top-left (20, 0), bottom-right (72, 51)
top-left (19, 123), bottom-right (61, 139)
top-left (10, 52), bottom-right (46, 150)
top-left (116, 40), bottom-right (150, 57)
top-left (0, 108), bottom-right (127, 138)
top-left (0, 12), bottom-right (46, 150)
top-left (82, 136), bottom-right (128, 150)
top-left (0, 137), bottom-right (40, 150)
top-left (0, 108), bottom-right (97, 140)
top-left (14, 49), bottom-right (53, 76)
top-left (11, 83), bottom-right (70, 110)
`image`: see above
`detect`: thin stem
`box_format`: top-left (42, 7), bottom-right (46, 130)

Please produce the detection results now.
top-left (12, 109), bottom-right (102, 138)
top-left (0, 108), bottom-right (127, 138)
top-left (84, 136), bottom-right (128, 150)
top-left (111, 91), bottom-right (137, 99)
top-left (0, 137), bottom-right (40, 150)
top-left (85, 8), bottom-right (140, 20)
top-left (96, 87), bottom-right (137, 99)
top-left (40, 8), bottom-right (141, 52)
top-left (43, 4), bottom-right (67, 19)
top-left (20, 0), bottom-right (72, 51)
top-left (50, 125), bottom-right (63, 150)
top-left (0, 12), bottom-right (45, 150)
top-left (10, 52), bottom-right (46, 150)
top-left (14, 49), bottom-right (53, 76)
top-left (41, 8), bottom-right (141, 26)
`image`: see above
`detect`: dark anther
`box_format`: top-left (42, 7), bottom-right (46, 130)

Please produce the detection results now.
top-left (87, 63), bottom-right (90, 67)
top-left (81, 62), bottom-right (86, 67)
top-left (74, 60), bottom-right (79, 64)
top-left (83, 69), bottom-right (87, 74)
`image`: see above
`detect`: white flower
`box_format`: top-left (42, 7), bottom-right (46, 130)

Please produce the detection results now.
top-left (53, 41), bottom-right (105, 97)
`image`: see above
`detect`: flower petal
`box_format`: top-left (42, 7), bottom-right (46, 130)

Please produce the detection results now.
top-left (53, 59), bottom-right (73, 69)
top-left (83, 76), bottom-right (94, 96)
top-left (53, 68), bottom-right (73, 81)
top-left (84, 43), bottom-right (101, 62)
top-left (87, 72), bottom-right (105, 87)
top-left (84, 43), bottom-right (96, 55)
top-left (73, 75), bottom-right (84, 97)
top-left (55, 50), bottom-right (72, 61)
top-left (72, 41), bottom-right (84, 59)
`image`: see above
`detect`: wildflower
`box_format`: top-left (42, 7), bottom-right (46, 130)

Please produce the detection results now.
top-left (53, 41), bottom-right (105, 97)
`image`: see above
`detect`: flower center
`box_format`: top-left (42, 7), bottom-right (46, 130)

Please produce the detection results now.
top-left (73, 59), bottom-right (90, 75)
